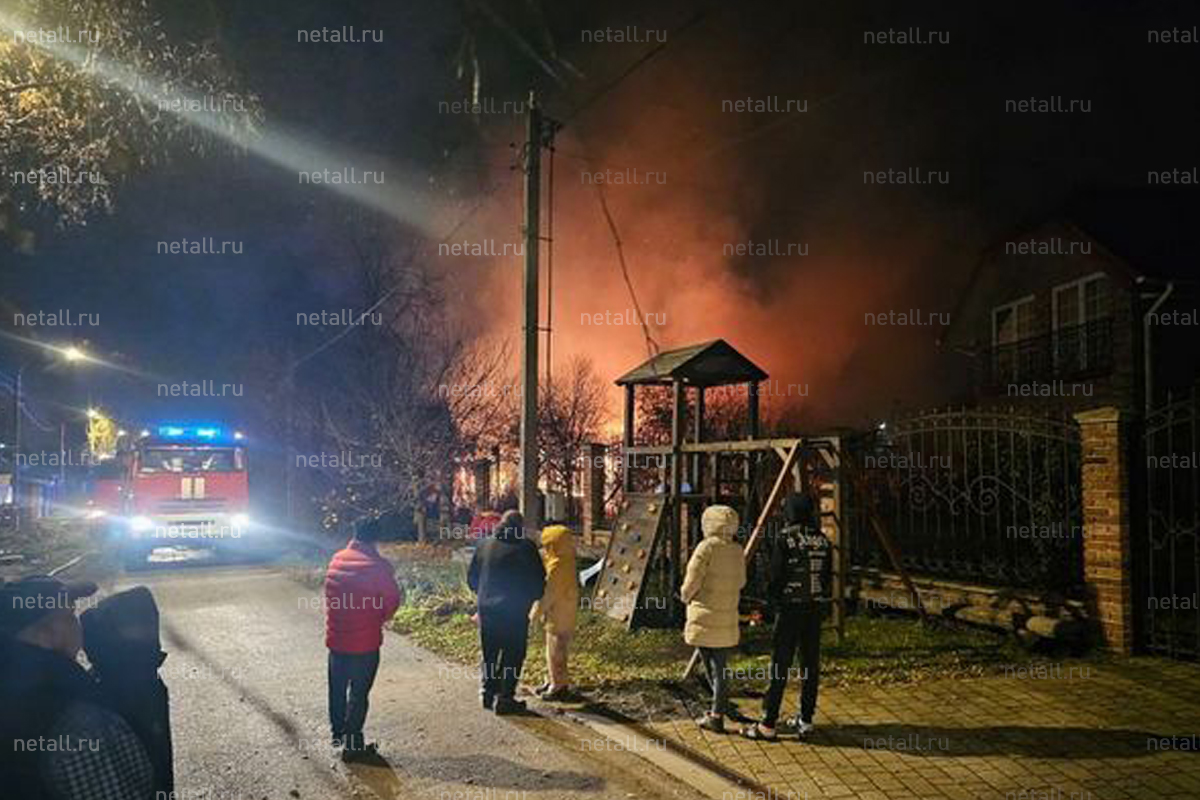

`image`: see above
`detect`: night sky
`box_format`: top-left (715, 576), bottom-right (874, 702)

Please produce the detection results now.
top-left (7, 0), bottom-right (1200, 432)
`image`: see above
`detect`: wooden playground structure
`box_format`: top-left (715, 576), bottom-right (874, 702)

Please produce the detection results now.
top-left (592, 340), bottom-right (928, 657)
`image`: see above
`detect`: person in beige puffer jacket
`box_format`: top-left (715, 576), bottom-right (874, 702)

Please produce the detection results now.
top-left (681, 504), bottom-right (746, 733)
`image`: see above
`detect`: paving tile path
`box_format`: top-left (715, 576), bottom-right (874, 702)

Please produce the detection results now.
top-left (640, 658), bottom-right (1200, 800)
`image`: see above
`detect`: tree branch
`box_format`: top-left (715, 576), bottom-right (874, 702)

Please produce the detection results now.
top-left (2, 81), bottom-right (64, 96)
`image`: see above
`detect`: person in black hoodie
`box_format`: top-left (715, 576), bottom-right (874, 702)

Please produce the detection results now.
top-left (742, 491), bottom-right (832, 741)
top-left (467, 509), bottom-right (545, 714)
top-left (0, 576), bottom-right (155, 800)
top-left (82, 586), bottom-right (173, 797)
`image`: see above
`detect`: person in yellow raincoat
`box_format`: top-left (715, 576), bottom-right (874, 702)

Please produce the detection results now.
top-left (533, 521), bottom-right (578, 701)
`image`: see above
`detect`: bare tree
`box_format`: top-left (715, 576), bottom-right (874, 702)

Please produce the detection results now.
top-left (291, 217), bottom-right (516, 538)
top-left (537, 356), bottom-right (605, 509)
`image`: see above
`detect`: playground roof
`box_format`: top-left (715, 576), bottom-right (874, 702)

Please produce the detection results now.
top-left (615, 339), bottom-right (768, 387)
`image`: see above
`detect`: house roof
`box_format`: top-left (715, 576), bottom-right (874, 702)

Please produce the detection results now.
top-left (615, 339), bottom-right (769, 386)
top-left (1061, 188), bottom-right (1200, 281)
top-left (941, 187), bottom-right (1200, 349)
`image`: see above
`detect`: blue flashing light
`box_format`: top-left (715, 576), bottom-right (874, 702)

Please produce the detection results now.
top-left (154, 423), bottom-right (232, 443)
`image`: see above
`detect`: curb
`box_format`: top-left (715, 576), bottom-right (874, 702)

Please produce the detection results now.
top-left (562, 705), bottom-right (775, 800)
top-left (49, 553), bottom-right (88, 576)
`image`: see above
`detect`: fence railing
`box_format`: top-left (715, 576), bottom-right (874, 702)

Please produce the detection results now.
top-left (983, 318), bottom-right (1114, 390)
top-left (849, 409), bottom-right (1085, 597)
top-left (1141, 386), bottom-right (1200, 658)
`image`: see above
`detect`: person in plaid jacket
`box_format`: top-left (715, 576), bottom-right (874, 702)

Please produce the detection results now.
top-left (0, 576), bottom-right (155, 800)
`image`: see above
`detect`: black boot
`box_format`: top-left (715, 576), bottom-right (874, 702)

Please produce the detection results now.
top-left (341, 733), bottom-right (379, 763)
top-left (493, 696), bottom-right (527, 715)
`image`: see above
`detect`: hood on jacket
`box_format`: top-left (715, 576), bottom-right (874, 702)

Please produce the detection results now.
top-left (81, 586), bottom-right (166, 675)
top-left (540, 524), bottom-right (576, 572)
top-left (701, 505), bottom-right (739, 542)
top-left (495, 509), bottom-right (528, 542)
top-left (783, 492), bottom-right (816, 526)
top-left (540, 524), bottom-right (574, 556)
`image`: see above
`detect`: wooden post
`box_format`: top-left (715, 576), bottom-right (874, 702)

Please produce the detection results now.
top-left (709, 452), bottom-right (719, 503)
top-left (748, 380), bottom-right (760, 439)
top-left (670, 380), bottom-right (686, 621)
top-left (622, 384), bottom-right (636, 492)
top-left (820, 437), bottom-right (847, 644)
top-left (745, 381), bottom-right (761, 526)
top-left (692, 386), bottom-right (705, 493)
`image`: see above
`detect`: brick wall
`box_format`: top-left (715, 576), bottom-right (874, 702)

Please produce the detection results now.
top-left (581, 442), bottom-right (606, 537)
top-left (1075, 407), bottom-right (1135, 653)
top-left (970, 222), bottom-right (1139, 415)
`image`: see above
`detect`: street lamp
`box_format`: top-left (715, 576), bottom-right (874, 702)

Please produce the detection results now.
top-left (11, 344), bottom-right (91, 531)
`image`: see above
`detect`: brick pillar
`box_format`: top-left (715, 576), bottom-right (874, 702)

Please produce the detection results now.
top-left (438, 484), bottom-right (453, 539)
top-left (473, 459), bottom-right (492, 510)
top-left (581, 442), bottom-right (606, 538)
top-left (1075, 407), bottom-right (1135, 654)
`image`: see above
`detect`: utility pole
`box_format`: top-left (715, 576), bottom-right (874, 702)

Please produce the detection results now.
top-left (13, 366), bottom-right (22, 531)
top-left (59, 422), bottom-right (66, 489)
top-left (519, 90), bottom-right (548, 531)
top-left (285, 346), bottom-right (295, 525)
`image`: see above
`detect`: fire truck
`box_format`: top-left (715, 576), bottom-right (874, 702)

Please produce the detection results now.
top-left (115, 423), bottom-right (252, 567)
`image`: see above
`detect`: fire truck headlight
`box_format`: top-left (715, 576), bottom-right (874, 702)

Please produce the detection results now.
top-left (130, 516), bottom-right (154, 532)
top-left (231, 513), bottom-right (250, 529)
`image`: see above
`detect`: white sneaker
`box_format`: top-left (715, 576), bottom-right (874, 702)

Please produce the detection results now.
top-left (795, 720), bottom-right (815, 736)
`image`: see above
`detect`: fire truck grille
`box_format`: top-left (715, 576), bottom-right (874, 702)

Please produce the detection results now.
top-left (157, 498), bottom-right (228, 512)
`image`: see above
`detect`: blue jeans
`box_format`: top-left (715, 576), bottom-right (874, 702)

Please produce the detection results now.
top-left (328, 650), bottom-right (380, 749)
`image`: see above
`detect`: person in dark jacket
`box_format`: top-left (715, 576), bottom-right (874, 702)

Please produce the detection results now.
top-left (0, 576), bottom-right (155, 800)
top-left (81, 586), bottom-right (173, 798)
top-left (467, 509), bottom-right (545, 714)
top-left (325, 515), bottom-right (404, 760)
top-left (742, 492), bottom-right (832, 741)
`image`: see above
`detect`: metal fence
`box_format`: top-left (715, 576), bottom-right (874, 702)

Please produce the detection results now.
top-left (1141, 386), bottom-right (1200, 658)
top-left (850, 408), bottom-right (1085, 597)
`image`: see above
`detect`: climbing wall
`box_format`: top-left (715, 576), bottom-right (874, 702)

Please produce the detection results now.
top-left (594, 494), bottom-right (668, 629)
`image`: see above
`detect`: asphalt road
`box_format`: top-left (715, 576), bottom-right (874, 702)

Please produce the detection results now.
top-left (120, 562), bottom-right (703, 800)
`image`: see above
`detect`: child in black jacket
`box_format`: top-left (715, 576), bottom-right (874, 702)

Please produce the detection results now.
top-left (743, 492), bottom-right (831, 740)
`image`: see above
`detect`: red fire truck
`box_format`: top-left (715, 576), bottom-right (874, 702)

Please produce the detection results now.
top-left (84, 455), bottom-right (128, 526)
top-left (115, 423), bottom-right (252, 568)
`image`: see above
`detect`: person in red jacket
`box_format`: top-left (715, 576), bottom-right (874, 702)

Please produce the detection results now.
top-left (324, 515), bottom-right (403, 761)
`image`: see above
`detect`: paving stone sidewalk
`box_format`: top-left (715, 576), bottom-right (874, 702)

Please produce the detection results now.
top-left (639, 657), bottom-right (1200, 800)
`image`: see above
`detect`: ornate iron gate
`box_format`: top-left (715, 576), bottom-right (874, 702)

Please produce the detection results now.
top-left (852, 409), bottom-right (1085, 597)
top-left (1141, 387), bottom-right (1200, 658)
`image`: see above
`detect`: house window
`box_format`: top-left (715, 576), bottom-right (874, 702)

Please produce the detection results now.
top-left (993, 296), bottom-right (1035, 345)
top-left (992, 296), bottom-right (1035, 382)
top-left (1052, 273), bottom-right (1109, 373)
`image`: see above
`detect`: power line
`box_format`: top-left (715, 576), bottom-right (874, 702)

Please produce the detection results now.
top-left (547, 7), bottom-right (710, 377)
top-left (587, 170), bottom-right (661, 366)
top-left (558, 7), bottom-right (708, 126)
